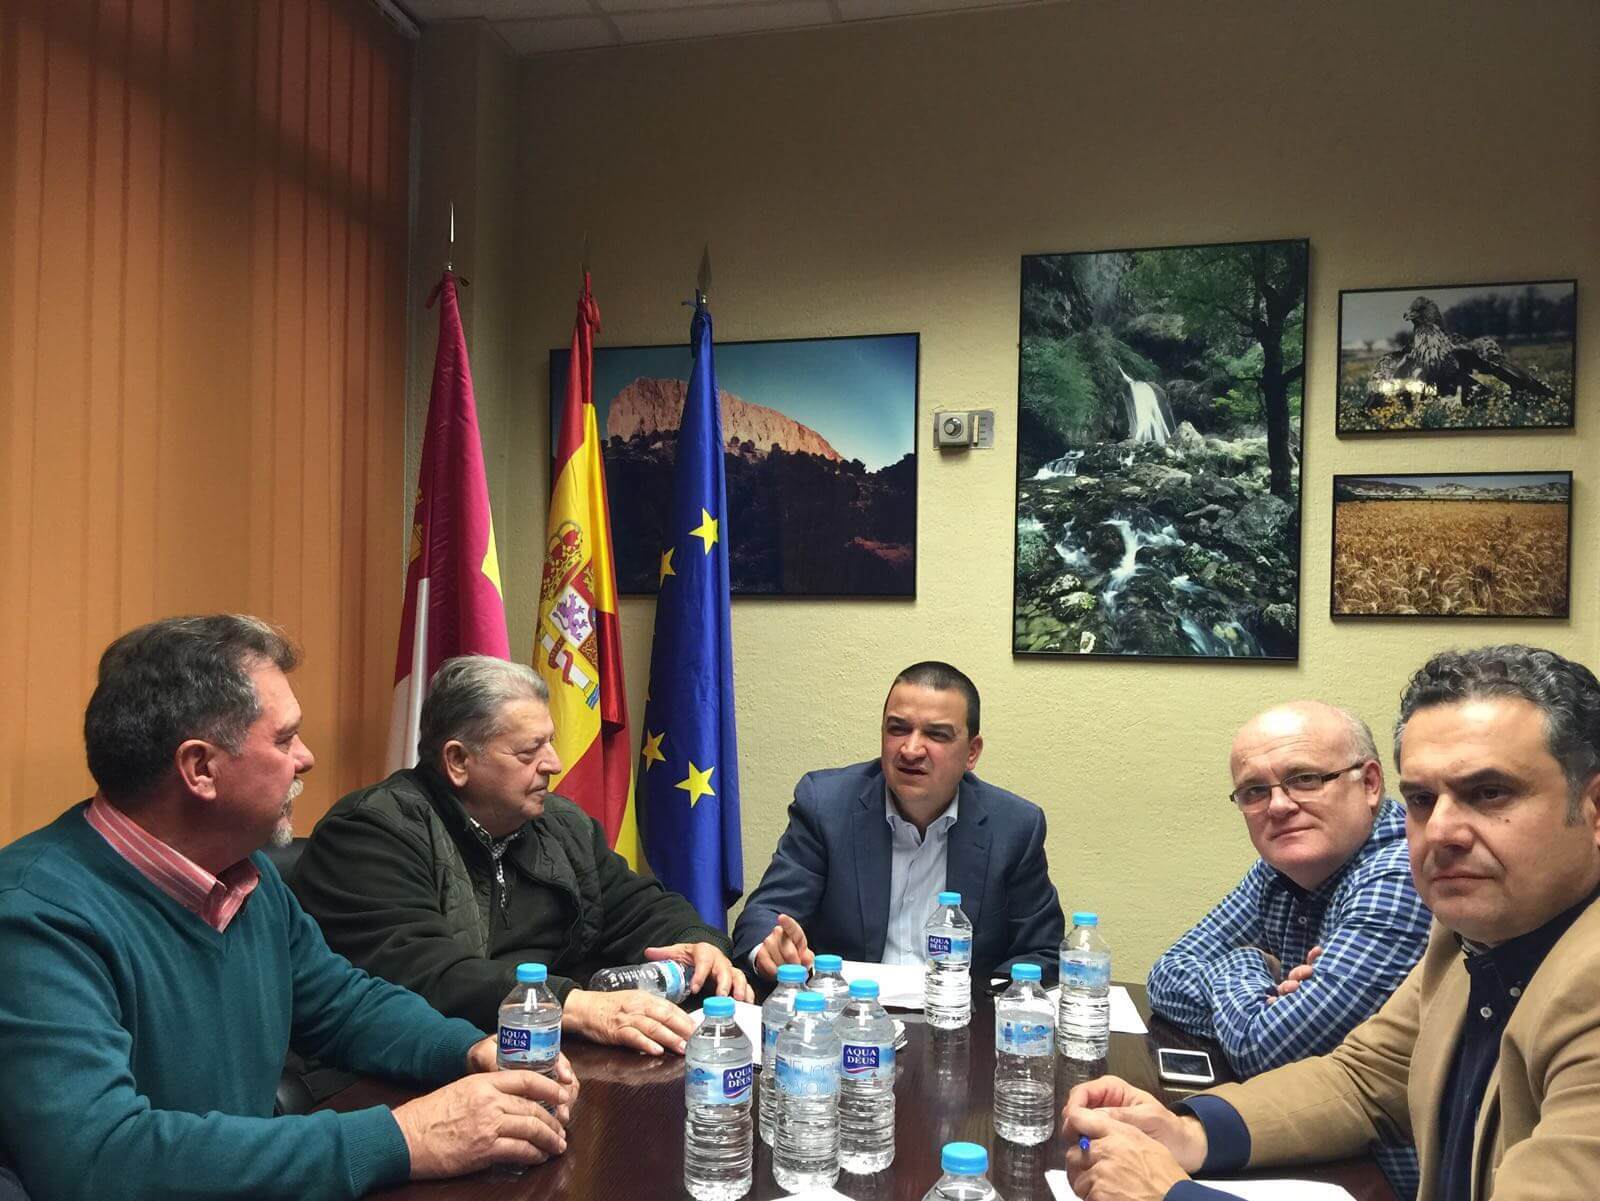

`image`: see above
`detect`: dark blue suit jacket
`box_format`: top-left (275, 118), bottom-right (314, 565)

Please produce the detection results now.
top-left (732, 760), bottom-right (1064, 982)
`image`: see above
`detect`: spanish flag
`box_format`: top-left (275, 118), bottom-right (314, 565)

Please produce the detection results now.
top-left (535, 275), bottom-right (637, 866)
top-left (385, 271), bottom-right (511, 770)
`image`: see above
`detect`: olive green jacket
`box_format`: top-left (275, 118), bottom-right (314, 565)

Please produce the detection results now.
top-left (292, 767), bottom-right (728, 1030)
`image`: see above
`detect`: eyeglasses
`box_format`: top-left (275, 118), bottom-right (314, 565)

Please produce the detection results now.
top-left (1228, 762), bottom-right (1368, 811)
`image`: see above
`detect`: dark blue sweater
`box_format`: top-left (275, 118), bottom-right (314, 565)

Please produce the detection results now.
top-left (0, 804), bottom-right (484, 1201)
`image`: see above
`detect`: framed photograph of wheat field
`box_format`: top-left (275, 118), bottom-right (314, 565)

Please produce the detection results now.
top-left (550, 333), bottom-right (918, 597)
top-left (1013, 238), bottom-right (1307, 660)
top-left (1336, 280), bottom-right (1576, 433)
top-left (1330, 472), bottom-right (1572, 618)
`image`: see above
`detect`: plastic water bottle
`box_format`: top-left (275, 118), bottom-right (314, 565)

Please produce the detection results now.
top-left (684, 996), bottom-right (754, 1201)
top-left (496, 962), bottom-right (562, 1086)
top-left (808, 954), bottom-right (851, 1019)
top-left (836, 979), bottom-right (896, 1173)
top-left (773, 991), bottom-right (842, 1193)
top-left (921, 1142), bottom-right (999, 1201)
top-left (588, 960), bottom-right (689, 1003)
top-left (924, 890), bottom-right (973, 1030)
top-left (994, 962), bottom-right (1055, 1145)
top-left (759, 963), bottom-right (810, 1146)
top-left (1058, 911), bottom-right (1111, 1061)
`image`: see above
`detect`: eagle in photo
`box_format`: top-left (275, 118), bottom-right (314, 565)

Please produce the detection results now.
top-left (1366, 295), bottom-right (1555, 408)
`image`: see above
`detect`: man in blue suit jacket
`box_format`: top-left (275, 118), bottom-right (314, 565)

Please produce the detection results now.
top-left (732, 662), bottom-right (1065, 983)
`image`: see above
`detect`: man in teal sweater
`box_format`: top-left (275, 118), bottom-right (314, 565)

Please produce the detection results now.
top-left (0, 615), bottom-right (579, 1201)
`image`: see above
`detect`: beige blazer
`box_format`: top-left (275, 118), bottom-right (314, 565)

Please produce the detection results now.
top-left (1206, 899), bottom-right (1600, 1201)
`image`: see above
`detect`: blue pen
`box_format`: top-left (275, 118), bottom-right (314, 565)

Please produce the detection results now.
top-left (1079, 1136), bottom-right (1091, 1152)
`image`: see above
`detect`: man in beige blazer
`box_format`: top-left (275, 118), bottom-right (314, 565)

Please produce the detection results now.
top-left (1063, 644), bottom-right (1600, 1201)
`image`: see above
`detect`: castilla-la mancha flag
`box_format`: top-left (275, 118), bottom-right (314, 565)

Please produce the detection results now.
top-left (534, 276), bottom-right (638, 866)
top-left (386, 271), bottom-right (510, 770)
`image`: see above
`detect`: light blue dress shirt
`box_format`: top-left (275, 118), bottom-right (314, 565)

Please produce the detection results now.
top-left (881, 784), bottom-right (959, 965)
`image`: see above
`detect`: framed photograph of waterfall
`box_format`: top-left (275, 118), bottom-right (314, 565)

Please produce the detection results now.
top-left (548, 332), bottom-right (919, 597)
top-left (1013, 238), bottom-right (1308, 660)
top-left (1335, 279), bottom-right (1576, 434)
top-left (1330, 472), bottom-right (1572, 618)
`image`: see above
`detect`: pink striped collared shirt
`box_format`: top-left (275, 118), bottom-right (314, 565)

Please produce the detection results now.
top-left (84, 795), bottom-right (261, 933)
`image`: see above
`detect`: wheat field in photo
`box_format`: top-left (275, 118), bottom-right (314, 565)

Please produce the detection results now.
top-left (1332, 500), bottom-right (1569, 617)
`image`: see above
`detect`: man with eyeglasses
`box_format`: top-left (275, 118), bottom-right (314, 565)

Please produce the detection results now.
top-left (1146, 701), bottom-right (1430, 1198)
top-left (1068, 646), bottom-right (1600, 1201)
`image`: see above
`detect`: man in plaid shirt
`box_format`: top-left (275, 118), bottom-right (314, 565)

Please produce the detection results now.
top-left (1147, 701), bottom-right (1430, 1198)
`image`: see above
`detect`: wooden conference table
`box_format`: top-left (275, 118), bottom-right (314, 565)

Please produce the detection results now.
top-left (323, 985), bottom-right (1397, 1201)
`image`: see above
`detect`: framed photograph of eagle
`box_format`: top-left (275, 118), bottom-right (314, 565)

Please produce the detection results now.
top-left (1336, 280), bottom-right (1576, 433)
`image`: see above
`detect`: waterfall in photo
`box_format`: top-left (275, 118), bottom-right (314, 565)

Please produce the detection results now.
top-left (1119, 365), bottom-right (1172, 445)
top-left (1099, 518), bottom-right (1184, 615)
top-left (1032, 450), bottom-right (1085, 480)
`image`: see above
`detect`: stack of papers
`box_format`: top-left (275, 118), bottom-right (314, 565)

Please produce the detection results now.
top-left (1045, 1169), bottom-right (1357, 1200)
top-left (839, 960), bottom-right (926, 1008)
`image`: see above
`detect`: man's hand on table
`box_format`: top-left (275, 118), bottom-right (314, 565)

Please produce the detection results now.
top-left (645, 941), bottom-right (755, 1003)
top-left (394, 1054), bottom-right (578, 1178)
top-left (1269, 945), bottom-right (1322, 1004)
top-left (752, 914), bottom-right (816, 981)
top-left (1063, 1075), bottom-right (1209, 1200)
top-left (564, 987), bottom-right (697, 1055)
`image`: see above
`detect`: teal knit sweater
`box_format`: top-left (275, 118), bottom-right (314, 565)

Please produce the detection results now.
top-left (0, 804), bottom-right (485, 1201)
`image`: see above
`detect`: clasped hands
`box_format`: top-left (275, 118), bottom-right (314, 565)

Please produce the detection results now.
top-left (1259, 944), bottom-right (1322, 1005)
top-left (564, 941), bottom-right (753, 1056)
top-left (1062, 1076), bottom-right (1209, 1201)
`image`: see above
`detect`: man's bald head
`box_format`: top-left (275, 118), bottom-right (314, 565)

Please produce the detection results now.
top-left (1230, 702), bottom-right (1378, 775)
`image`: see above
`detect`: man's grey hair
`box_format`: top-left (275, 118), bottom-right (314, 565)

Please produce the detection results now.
top-left (1395, 645), bottom-right (1600, 819)
top-left (84, 615), bottom-right (300, 803)
top-left (1333, 706), bottom-right (1380, 765)
top-left (418, 655), bottom-right (550, 766)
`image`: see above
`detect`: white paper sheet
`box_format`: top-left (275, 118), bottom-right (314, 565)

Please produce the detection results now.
top-left (689, 998), bottom-right (764, 1049)
top-left (1045, 1169), bottom-right (1357, 1201)
top-left (1043, 984), bottom-right (1149, 1035)
top-left (840, 959), bottom-right (927, 1009)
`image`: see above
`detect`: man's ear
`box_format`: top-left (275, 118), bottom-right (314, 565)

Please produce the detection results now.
top-left (965, 733), bottom-right (984, 771)
top-left (441, 740), bottom-right (472, 789)
top-left (1582, 773), bottom-right (1600, 844)
top-left (1362, 758), bottom-right (1385, 812)
top-left (175, 739), bottom-right (222, 802)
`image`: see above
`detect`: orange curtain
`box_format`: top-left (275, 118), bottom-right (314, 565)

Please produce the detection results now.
top-left (0, 0), bottom-right (413, 840)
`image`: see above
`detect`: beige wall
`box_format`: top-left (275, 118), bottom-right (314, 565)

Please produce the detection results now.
top-left (415, 0), bottom-right (1598, 975)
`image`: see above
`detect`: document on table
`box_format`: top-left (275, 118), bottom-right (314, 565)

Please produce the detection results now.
top-left (1045, 1169), bottom-right (1357, 1201)
top-left (840, 959), bottom-right (926, 1008)
top-left (689, 998), bottom-right (763, 1049)
top-left (1044, 985), bottom-right (1149, 1035)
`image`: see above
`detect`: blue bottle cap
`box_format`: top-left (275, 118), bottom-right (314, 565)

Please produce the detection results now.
top-left (794, 991), bottom-right (825, 1013)
top-left (776, 963), bottom-right (810, 984)
top-left (702, 996), bottom-right (735, 1019)
top-left (942, 1142), bottom-right (988, 1175)
top-left (813, 954), bottom-right (843, 973)
top-left (938, 890), bottom-right (962, 906)
top-left (848, 979), bottom-right (880, 998)
top-left (515, 962), bottom-right (548, 984)
top-left (1012, 962), bottom-right (1043, 982)
top-left (1072, 911), bottom-right (1099, 926)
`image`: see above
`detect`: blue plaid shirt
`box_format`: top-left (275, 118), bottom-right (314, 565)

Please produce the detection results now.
top-left (1148, 798), bottom-right (1429, 1199)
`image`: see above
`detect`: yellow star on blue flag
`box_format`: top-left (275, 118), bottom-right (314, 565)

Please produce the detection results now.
top-left (675, 762), bottom-right (715, 807)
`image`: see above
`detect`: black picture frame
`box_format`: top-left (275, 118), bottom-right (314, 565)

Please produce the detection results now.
top-left (549, 332), bottom-right (919, 598)
top-left (1335, 279), bottom-right (1577, 435)
top-left (1330, 471), bottom-right (1573, 618)
top-left (1012, 237), bottom-right (1308, 661)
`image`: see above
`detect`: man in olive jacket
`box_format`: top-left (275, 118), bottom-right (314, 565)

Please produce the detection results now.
top-left (294, 656), bottom-right (752, 1056)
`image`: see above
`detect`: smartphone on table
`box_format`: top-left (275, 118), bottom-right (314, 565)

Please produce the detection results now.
top-left (1156, 1048), bottom-right (1216, 1087)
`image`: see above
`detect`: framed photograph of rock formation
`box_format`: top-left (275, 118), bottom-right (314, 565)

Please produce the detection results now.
top-left (549, 333), bottom-right (918, 596)
top-left (1336, 280), bottom-right (1576, 433)
top-left (1331, 472), bottom-right (1572, 617)
top-left (1013, 238), bottom-right (1307, 659)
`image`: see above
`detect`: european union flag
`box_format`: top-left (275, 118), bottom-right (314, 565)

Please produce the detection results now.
top-left (637, 298), bottom-right (742, 929)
